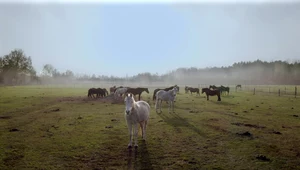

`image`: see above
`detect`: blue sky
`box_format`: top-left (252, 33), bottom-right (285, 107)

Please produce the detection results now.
top-left (0, 1), bottom-right (300, 77)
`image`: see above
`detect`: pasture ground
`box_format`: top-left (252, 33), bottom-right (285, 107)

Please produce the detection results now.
top-left (0, 86), bottom-right (300, 170)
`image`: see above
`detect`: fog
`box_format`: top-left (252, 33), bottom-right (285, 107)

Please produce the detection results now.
top-left (25, 60), bottom-right (299, 89)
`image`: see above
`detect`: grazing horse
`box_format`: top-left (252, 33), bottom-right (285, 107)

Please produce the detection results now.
top-left (185, 86), bottom-right (190, 94)
top-left (96, 88), bottom-right (107, 98)
top-left (114, 87), bottom-right (128, 98)
top-left (124, 93), bottom-right (150, 148)
top-left (188, 87), bottom-right (200, 96)
top-left (220, 86), bottom-right (230, 95)
top-left (236, 84), bottom-right (242, 89)
top-left (88, 88), bottom-right (107, 98)
top-left (202, 88), bottom-right (221, 101)
top-left (102, 88), bottom-right (109, 96)
top-left (126, 87), bottom-right (149, 101)
top-left (88, 88), bottom-right (98, 98)
top-left (155, 87), bottom-right (178, 113)
top-left (153, 85), bottom-right (178, 101)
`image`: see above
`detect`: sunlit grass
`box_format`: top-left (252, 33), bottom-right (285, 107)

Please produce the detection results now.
top-left (0, 86), bottom-right (299, 169)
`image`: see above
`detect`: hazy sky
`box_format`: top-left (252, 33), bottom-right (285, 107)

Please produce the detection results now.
top-left (0, 0), bottom-right (300, 77)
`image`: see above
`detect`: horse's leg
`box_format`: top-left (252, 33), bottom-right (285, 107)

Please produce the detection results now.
top-left (168, 100), bottom-right (171, 113)
top-left (127, 123), bottom-right (133, 148)
top-left (160, 100), bottom-right (162, 113)
top-left (155, 98), bottom-right (159, 113)
top-left (172, 101), bottom-right (175, 113)
top-left (143, 120), bottom-right (148, 140)
top-left (207, 95), bottom-right (209, 101)
top-left (218, 95), bottom-right (221, 101)
top-left (139, 121), bottom-right (144, 139)
top-left (133, 123), bottom-right (139, 147)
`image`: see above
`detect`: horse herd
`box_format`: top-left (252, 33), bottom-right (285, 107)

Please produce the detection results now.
top-left (122, 84), bottom-right (242, 148)
top-left (87, 84), bottom-right (242, 102)
top-left (94, 84), bottom-right (241, 148)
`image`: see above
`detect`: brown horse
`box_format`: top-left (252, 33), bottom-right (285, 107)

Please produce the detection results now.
top-left (188, 87), bottom-right (200, 96)
top-left (88, 88), bottom-right (98, 98)
top-left (126, 87), bottom-right (149, 100)
top-left (109, 86), bottom-right (116, 94)
top-left (88, 88), bottom-right (107, 98)
top-left (202, 88), bottom-right (221, 101)
top-left (102, 88), bottom-right (109, 96)
top-left (96, 88), bottom-right (107, 98)
top-left (153, 85), bottom-right (178, 101)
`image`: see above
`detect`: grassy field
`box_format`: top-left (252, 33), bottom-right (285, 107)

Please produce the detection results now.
top-left (0, 85), bottom-right (300, 170)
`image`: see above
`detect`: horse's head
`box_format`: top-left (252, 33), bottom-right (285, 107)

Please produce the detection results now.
top-left (124, 93), bottom-right (135, 115)
top-left (172, 87), bottom-right (178, 96)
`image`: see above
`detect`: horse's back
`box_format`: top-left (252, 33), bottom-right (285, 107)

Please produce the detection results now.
top-left (156, 90), bottom-right (174, 101)
top-left (136, 101), bottom-right (150, 121)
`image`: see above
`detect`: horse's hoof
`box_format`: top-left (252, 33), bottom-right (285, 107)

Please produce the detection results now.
top-left (134, 145), bottom-right (138, 148)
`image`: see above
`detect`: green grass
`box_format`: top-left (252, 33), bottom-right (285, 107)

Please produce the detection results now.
top-left (0, 86), bottom-right (300, 169)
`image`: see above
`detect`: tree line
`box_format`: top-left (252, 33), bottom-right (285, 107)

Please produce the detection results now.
top-left (1, 49), bottom-right (300, 86)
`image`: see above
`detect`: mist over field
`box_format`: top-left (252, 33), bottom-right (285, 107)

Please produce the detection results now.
top-left (32, 60), bottom-right (300, 88)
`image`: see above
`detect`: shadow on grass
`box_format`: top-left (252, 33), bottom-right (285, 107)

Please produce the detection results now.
top-left (158, 112), bottom-right (207, 138)
top-left (127, 141), bottom-right (154, 170)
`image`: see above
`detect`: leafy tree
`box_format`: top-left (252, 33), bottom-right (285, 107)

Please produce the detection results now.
top-left (0, 49), bottom-right (36, 84)
top-left (62, 70), bottom-right (74, 78)
top-left (42, 64), bottom-right (55, 77)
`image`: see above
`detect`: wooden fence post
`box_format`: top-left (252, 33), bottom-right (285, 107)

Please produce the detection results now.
top-left (278, 89), bottom-right (280, 97)
top-left (253, 88), bottom-right (255, 95)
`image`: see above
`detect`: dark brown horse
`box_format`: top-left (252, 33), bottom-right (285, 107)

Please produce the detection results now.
top-left (96, 88), bottom-right (107, 98)
top-left (202, 88), bottom-right (221, 101)
top-left (209, 85), bottom-right (218, 90)
top-left (153, 85), bottom-right (178, 101)
top-left (220, 85), bottom-right (230, 95)
top-left (126, 87), bottom-right (149, 100)
top-left (88, 88), bottom-right (107, 98)
top-left (188, 87), bottom-right (200, 96)
top-left (236, 84), bottom-right (242, 89)
top-left (102, 88), bottom-right (109, 96)
top-left (88, 88), bottom-right (98, 98)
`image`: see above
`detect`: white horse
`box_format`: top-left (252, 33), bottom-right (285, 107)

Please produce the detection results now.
top-left (155, 87), bottom-right (178, 113)
top-left (124, 93), bottom-right (150, 148)
top-left (114, 87), bottom-right (128, 99)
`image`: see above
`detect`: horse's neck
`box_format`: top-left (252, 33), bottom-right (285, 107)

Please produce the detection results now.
top-left (132, 102), bottom-right (139, 113)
